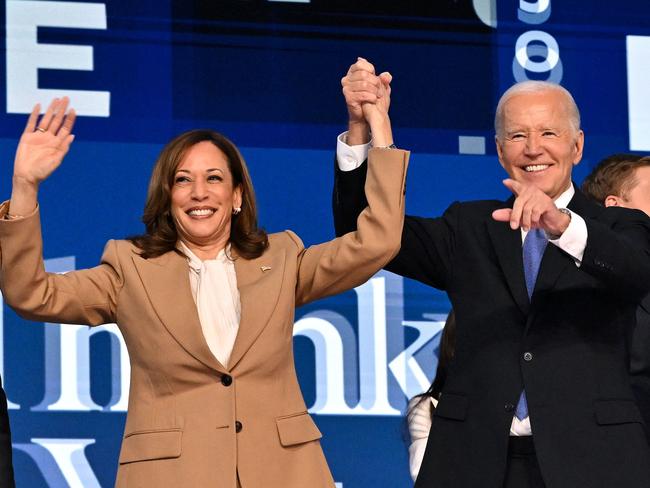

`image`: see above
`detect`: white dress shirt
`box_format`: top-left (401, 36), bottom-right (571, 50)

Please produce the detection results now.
top-left (336, 132), bottom-right (589, 436)
top-left (179, 242), bottom-right (241, 368)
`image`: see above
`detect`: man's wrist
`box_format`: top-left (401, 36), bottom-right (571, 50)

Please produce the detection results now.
top-left (546, 208), bottom-right (571, 239)
top-left (347, 120), bottom-right (371, 146)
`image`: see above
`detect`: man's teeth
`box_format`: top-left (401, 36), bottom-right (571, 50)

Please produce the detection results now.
top-left (188, 209), bottom-right (214, 216)
top-left (524, 164), bottom-right (549, 172)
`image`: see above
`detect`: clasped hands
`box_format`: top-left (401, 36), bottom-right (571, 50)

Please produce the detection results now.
top-left (341, 57), bottom-right (393, 147)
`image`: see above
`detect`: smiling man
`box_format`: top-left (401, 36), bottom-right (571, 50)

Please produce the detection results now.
top-left (495, 84), bottom-right (583, 209)
top-left (333, 62), bottom-right (650, 488)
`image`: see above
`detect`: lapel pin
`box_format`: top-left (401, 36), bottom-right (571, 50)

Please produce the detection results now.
top-left (261, 266), bottom-right (272, 272)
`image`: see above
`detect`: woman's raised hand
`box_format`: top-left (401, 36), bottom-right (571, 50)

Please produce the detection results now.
top-left (362, 73), bottom-right (393, 148)
top-left (13, 97), bottom-right (77, 187)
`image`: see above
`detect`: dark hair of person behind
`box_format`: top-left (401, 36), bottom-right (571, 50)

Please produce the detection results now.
top-left (581, 153), bottom-right (650, 204)
top-left (408, 310), bottom-right (456, 420)
top-left (129, 129), bottom-right (268, 259)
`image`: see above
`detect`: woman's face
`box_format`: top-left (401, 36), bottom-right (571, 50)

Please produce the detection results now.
top-left (170, 141), bottom-right (242, 251)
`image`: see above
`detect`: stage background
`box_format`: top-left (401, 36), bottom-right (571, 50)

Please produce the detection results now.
top-left (1, 0), bottom-right (649, 486)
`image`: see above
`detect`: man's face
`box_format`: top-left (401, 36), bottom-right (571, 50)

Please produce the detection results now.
top-left (496, 90), bottom-right (584, 201)
top-left (607, 166), bottom-right (650, 217)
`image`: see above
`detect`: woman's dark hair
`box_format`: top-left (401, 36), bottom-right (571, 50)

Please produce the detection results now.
top-left (129, 129), bottom-right (268, 259)
top-left (409, 310), bottom-right (456, 419)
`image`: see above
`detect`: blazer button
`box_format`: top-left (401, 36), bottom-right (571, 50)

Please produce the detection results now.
top-left (235, 421), bottom-right (243, 433)
top-left (523, 352), bottom-right (533, 362)
top-left (221, 374), bottom-right (233, 386)
top-left (504, 403), bottom-right (515, 412)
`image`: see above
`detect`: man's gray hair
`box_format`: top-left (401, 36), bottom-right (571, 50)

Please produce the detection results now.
top-left (494, 81), bottom-right (581, 138)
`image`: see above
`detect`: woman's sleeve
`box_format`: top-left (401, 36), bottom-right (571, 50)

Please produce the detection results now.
top-left (0, 202), bottom-right (123, 325)
top-left (291, 148), bottom-right (409, 307)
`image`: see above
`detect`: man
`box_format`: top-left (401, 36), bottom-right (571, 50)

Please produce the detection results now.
top-left (582, 154), bottom-right (650, 216)
top-left (0, 375), bottom-right (14, 487)
top-left (582, 154), bottom-right (650, 445)
top-left (333, 59), bottom-right (650, 487)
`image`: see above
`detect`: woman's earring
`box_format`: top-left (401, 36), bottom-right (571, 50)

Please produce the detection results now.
top-left (233, 207), bottom-right (241, 215)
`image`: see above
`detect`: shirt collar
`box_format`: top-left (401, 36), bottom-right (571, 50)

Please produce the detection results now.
top-left (554, 183), bottom-right (575, 209)
top-left (178, 241), bottom-right (231, 272)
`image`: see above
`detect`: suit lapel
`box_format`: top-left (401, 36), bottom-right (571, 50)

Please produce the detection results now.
top-left (531, 244), bottom-right (572, 303)
top-left (486, 210), bottom-right (530, 317)
top-left (228, 247), bottom-right (286, 370)
top-left (532, 187), bottom-right (601, 304)
top-left (487, 187), bottom-right (606, 316)
top-left (640, 295), bottom-right (650, 315)
top-left (132, 250), bottom-right (227, 373)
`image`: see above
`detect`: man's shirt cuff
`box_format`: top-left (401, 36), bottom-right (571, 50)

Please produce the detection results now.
top-left (337, 131), bottom-right (370, 172)
top-left (548, 210), bottom-right (587, 265)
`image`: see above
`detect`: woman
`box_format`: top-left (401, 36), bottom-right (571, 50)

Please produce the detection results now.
top-left (0, 95), bottom-right (408, 487)
top-left (407, 310), bottom-right (455, 481)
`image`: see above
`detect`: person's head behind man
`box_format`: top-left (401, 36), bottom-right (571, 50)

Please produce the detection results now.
top-left (494, 81), bottom-right (585, 201)
top-left (582, 154), bottom-right (650, 216)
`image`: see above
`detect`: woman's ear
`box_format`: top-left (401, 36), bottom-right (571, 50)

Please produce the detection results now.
top-left (234, 185), bottom-right (243, 211)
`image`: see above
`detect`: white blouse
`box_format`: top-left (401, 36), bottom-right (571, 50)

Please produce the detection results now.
top-left (407, 396), bottom-right (437, 482)
top-left (179, 242), bottom-right (241, 368)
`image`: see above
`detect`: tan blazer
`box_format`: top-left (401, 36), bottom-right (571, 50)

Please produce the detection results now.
top-left (0, 148), bottom-right (409, 487)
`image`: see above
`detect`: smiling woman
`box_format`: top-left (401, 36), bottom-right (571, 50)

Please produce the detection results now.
top-left (0, 92), bottom-right (409, 488)
top-left (129, 130), bottom-right (267, 261)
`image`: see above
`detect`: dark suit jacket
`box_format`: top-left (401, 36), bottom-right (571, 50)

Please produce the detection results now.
top-left (333, 161), bottom-right (650, 488)
top-left (631, 295), bottom-right (650, 446)
top-left (0, 375), bottom-right (14, 488)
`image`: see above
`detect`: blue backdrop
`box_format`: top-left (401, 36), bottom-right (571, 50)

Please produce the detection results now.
top-left (1, 1), bottom-right (649, 486)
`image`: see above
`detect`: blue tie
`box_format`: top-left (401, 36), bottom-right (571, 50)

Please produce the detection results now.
top-left (515, 228), bottom-right (548, 421)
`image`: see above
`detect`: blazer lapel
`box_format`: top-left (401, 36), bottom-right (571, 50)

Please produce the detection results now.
top-left (486, 209), bottom-right (530, 317)
top-left (228, 248), bottom-right (286, 370)
top-left (131, 250), bottom-right (227, 373)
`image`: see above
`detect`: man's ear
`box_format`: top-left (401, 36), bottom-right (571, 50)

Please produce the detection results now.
top-left (495, 136), bottom-right (505, 169)
top-left (604, 195), bottom-right (621, 208)
top-left (572, 130), bottom-right (585, 166)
